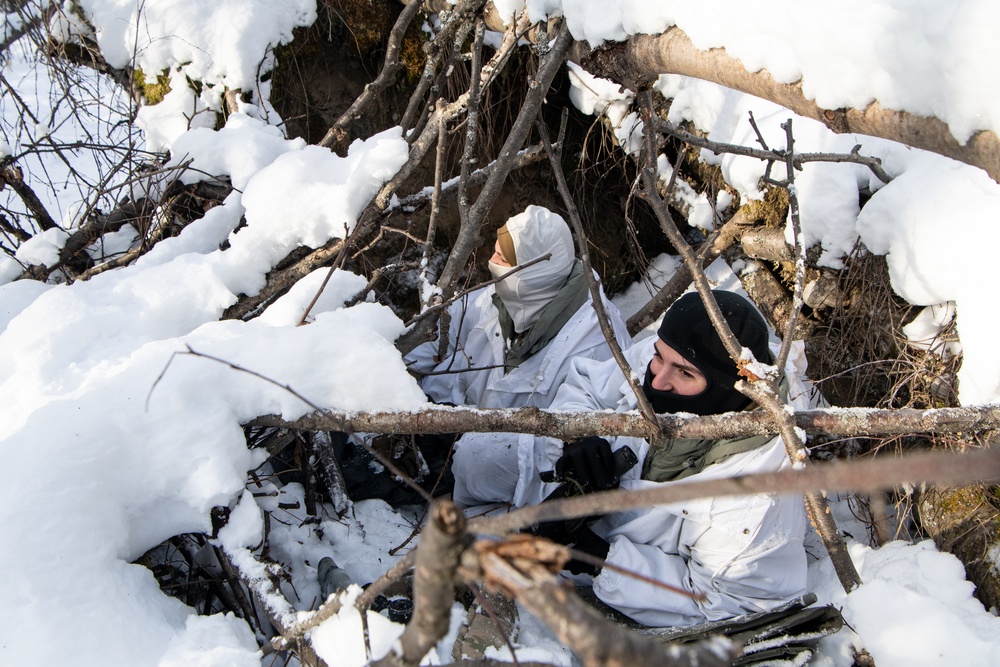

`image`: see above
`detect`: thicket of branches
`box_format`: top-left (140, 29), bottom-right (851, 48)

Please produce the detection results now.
top-left (4, 1), bottom-right (1000, 666)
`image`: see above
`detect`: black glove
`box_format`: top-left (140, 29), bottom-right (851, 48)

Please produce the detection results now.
top-left (554, 437), bottom-right (618, 493)
top-left (564, 525), bottom-right (611, 576)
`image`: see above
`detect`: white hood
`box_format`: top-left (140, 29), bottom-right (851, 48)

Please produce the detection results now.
top-left (488, 205), bottom-right (576, 333)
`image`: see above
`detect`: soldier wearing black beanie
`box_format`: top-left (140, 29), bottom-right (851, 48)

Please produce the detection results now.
top-left (536, 290), bottom-right (807, 621)
top-left (642, 290), bottom-right (773, 415)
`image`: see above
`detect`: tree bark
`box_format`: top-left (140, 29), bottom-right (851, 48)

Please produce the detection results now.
top-left (740, 226), bottom-right (794, 264)
top-left (473, 445), bottom-right (1000, 538)
top-left (722, 243), bottom-right (811, 338)
top-left (1, 159), bottom-right (59, 232)
top-left (416, 0), bottom-right (1000, 181)
top-left (480, 551), bottom-right (739, 667)
top-left (249, 403), bottom-right (1000, 441)
top-left (576, 28), bottom-right (1000, 182)
top-left (310, 431), bottom-right (351, 514)
top-left (377, 500), bottom-right (468, 667)
top-left (220, 544), bottom-right (329, 667)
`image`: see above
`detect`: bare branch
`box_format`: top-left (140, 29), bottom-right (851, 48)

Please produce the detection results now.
top-left (277, 551), bottom-right (416, 653)
top-left (472, 445), bottom-right (1000, 537)
top-left (0, 158), bottom-right (59, 231)
top-left (218, 544), bottom-right (329, 667)
top-left (418, 113), bottom-right (449, 309)
top-left (650, 116), bottom-right (894, 185)
top-left (771, 118), bottom-right (805, 380)
top-left (318, 0), bottom-right (425, 152)
top-left (437, 19), bottom-right (487, 362)
top-left (149, 346), bottom-right (324, 413)
top-left (223, 236), bottom-right (345, 321)
top-left (625, 202), bottom-right (763, 336)
top-left (476, 550), bottom-right (739, 667)
top-left (396, 144), bottom-right (548, 214)
top-left (357, 551), bottom-right (417, 611)
top-left (398, 0), bottom-right (489, 133)
top-left (1, 3), bottom-right (58, 55)
top-left (313, 8), bottom-right (533, 306)
top-left (434, 21), bottom-right (573, 294)
top-left (400, 252), bottom-right (554, 358)
top-left (377, 500), bottom-right (467, 667)
top-left (248, 403), bottom-right (1000, 442)
top-left (536, 113), bottom-right (661, 433)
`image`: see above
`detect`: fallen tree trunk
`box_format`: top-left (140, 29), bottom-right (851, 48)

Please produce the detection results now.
top-left (412, 0), bottom-right (1000, 182)
top-left (576, 28), bottom-right (1000, 182)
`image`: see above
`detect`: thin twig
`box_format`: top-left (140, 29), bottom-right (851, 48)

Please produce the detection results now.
top-left (402, 253), bottom-right (553, 337)
top-left (146, 345), bottom-right (323, 413)
top-left (418, 113), bottom-right (449, 309)
top-left (358, 438), bottom-right (435, 505)
top-left (433, 21), bottom-right (573, 296)
top-left (536, 113), bottom-right (660, 437)
top-left (652, 114), bottom-right (893, 184)
top-left (773, 118), bottom-right (805, 378)
top-left (566, 548), bottom-right (703, 600)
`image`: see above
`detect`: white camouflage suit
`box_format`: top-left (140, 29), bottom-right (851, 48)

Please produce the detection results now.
top-left (512, 336), bottom-right (812, 627)
top-left (405, 206), bottom-right (631, 506)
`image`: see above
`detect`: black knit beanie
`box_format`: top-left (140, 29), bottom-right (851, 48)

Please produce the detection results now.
top-left (642, 290), bottom-right (772, 415)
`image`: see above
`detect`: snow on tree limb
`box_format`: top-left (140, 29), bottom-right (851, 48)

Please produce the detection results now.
top-left (576, 28), bottom-right (1000, 182)
top-left (411, 0), bottom-right (1000, 181)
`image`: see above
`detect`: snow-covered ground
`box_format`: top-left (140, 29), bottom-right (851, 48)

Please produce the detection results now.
top-left (2, 1), bottom-right (999, 666)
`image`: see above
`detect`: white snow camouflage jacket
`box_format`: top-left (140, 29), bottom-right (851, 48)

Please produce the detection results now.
top-left (405, 280), bottom-right (631, 504)
top-left (405, 281), bottom-right (630, 409)
top-left (522, 335), bottom-right (813, 627)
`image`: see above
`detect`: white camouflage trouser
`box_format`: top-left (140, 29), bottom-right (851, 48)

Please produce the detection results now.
top-left (450, 432), bottom-right (521, 507)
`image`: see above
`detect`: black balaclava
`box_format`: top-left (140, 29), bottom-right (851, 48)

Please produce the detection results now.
top-left (642, 290), bottom-right (773, 415)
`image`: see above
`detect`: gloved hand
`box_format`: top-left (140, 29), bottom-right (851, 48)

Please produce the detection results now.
top-left (564, 525), bottom-right (611, 576)
top-left (554, 437), bottom-right (618, 493)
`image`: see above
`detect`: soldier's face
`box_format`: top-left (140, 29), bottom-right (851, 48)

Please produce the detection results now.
top-left (647, 340), bottom-right (707, 396)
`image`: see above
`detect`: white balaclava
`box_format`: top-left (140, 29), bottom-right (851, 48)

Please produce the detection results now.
top-left (487, 205), bottom-right (576, 333)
